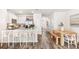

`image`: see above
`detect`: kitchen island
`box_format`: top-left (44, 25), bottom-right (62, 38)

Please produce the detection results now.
top-left (0, 28), bottom-right (38, 47)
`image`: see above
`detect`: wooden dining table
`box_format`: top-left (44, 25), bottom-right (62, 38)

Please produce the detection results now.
top-left (49, 29), bottom-right (77, 46)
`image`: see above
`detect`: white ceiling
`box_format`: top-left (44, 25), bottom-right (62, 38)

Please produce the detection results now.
top-left (7, 9), bottom-right (71, 16)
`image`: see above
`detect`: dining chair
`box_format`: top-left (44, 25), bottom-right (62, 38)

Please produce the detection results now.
top-left (64, 34), bottom-right (77, 48)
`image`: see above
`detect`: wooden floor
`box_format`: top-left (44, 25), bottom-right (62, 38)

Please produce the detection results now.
top-left (0, 31), bottom-right (79, 49)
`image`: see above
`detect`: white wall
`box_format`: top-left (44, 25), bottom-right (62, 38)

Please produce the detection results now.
top-left (42, 17), bottom-right (51, 29)
top-left (0, 9), bottom-right (7, 30)
top-left (67, 10), bottom-right (79, 15)
top-left (52, 12), bottom-right (70, 30)
top-left (17, 15), bottom-right (26, 23)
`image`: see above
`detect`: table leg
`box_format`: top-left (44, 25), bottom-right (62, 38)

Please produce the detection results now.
top-left (56, 37), bottom-right (58, 45)
top-left (60, 33), bottom-right (64, 46)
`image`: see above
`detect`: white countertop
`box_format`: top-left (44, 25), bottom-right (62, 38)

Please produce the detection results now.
top-left (0, 28), bottom-right (38, 43)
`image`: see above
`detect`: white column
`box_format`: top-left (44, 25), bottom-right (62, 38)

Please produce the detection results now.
top-left (33, 13), bottom-right (42, 34)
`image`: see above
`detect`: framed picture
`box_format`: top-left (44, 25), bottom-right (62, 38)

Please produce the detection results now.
top-left (70, 14), bottom-right (79, 25)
